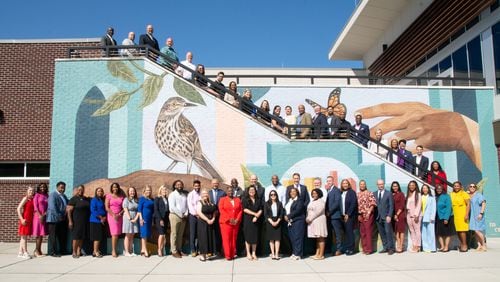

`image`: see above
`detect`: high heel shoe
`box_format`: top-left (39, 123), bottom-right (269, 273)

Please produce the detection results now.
top-left (141, 252), bottom-right (150, 258)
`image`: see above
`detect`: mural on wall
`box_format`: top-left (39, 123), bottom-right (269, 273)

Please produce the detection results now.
top-left (51, 58), bottom-right (499, 236)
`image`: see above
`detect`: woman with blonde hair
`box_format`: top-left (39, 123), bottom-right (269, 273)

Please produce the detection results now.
top-left (196, 189), bottom-right (218, 261)
top-left (138, 185), bottom-right (154, 257)
top-left (154, 185), bottom-right (169, 257)
top-left (122, 187), bottom-right (139, 256)
top-left (17, 186), bottom-right (35, 259)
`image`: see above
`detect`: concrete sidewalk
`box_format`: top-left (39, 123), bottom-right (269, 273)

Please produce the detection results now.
top-left (0, 239), bottom-right (499, 282)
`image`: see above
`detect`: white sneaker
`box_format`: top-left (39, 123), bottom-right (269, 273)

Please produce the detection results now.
top-left (290, 254), bottom-right (296, 260)
top-left (131, 252), bottom-right (138, 257)
top-left (124, 252), bottom-right (132, 257)
top-left (22, 252), bottom-right (32, 259)
top-left (17, 253), bottom-right (24, 258)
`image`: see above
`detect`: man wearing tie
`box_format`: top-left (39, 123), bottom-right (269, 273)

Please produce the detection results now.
top-left (285, 173), bottom-right (310, 208)
top-left (139, 24), bottom-right (160, 55)
top-left (100, 27), bottom-right (117, 57)
top-left (46, 181), bottom-right (69, 257)
top-left (413, 145), bottom-right (429, 179)
top-left (311, 105), bottom-right (328, 139)
top-left (374, 179), bottom-right (395, 255)
top-left (326, 179), bottom-right (343, 255)
top-left (209, 179), bottom-right (226, 256)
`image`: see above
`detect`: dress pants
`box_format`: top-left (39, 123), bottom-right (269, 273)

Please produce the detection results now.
top-left (188, 214), bottom-right (198, 253)
top-left (288, 217), bottom-right (305, 257)
top-left (341, 216), bottom-right (355, 252)
top-left (359, 214), bottom-right (374, 254)
top-left (169, 214), bottom-right (186, 254)
top-left (220, 223), bottom-right (240, 259)
top-left (421, 222), bottom-right (436, 252)
top-left (407, 215), bottom-right (422, 247)
top-left (331, 218), bottom-right (343, 252)
top-left (48, 220), bottom-right (68, 255)
top-left (214, 215), bottom-right (222, 254)
top-left (376, 218), bottom-right (394, 251)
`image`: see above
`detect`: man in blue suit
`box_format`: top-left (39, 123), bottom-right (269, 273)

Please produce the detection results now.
top-left (351, 114), bottom-right (370, 147)
top-left (209, 179), bottom-right (226, 256)
top-left (340, 181), bottom-right (358, 255)
top-left (374, 179), bottom-right (395, 255)
top-left (46, 181), bottom-right (68, 257)
top-left (326, 181), bottom-right (343, 255)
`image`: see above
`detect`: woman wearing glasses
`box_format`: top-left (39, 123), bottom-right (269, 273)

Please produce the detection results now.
top-left (468, 183), bottom-right (486, 251)
top-left (264, 190), bottom-right (283, 260)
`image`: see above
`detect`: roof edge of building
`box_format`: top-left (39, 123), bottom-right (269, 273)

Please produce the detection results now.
top-left (0, 38), bottom-right (100, 44)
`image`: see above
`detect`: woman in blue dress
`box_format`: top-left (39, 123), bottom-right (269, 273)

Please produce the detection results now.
top-left (468, 183), bottom-right (487, 251)
top-left (138, 185), bottom-right (154, 257)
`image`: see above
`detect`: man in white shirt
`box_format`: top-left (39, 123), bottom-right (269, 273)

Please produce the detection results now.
top-left (187, 180), bottom-right (201, 257)
top-left (265, 175), bottom-right (286, 203)
top-left (176, 51), bottom-right (196, 80)
top-left (413, 145), bottom-right (429, 179)
top-left (168, 180), bottom-right (188, 258)
top-left (120, 31), bottom-right (136, 56)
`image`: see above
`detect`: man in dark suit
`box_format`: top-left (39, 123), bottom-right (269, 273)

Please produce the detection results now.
top-left (312, 105), bottom-right (328, 138)
top-left (100, 27), bottom-right (117, 57)
top-left (46, 181), bottom-right (68, 256)
top-left (413, 145), bottom-right (429, 179)
top-left (209, 178), bottom-right (226, 256)
top-left (397, 139), bottom-right (413, 172)
top-left (326, 181), bottom-right (343, 255)
top-left (332, 103), bottom-right (351, 139)
top-left (285, 172), bottom-right (310, 208)
top-left (340, 181), bottom-right (358, 255)
top-left (139, 24), bottom-right (160, 53)
top-left (374, 179), bottom-right (395, 255)
top-left (351, 114), bottom-right (370, 147)
top-left (326, 106), bottom-right (340, 138)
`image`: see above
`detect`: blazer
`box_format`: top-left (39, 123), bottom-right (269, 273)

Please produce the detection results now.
top-left (312, 112), bottom-right (328, 138)
top-left (422, 196), bottom-right (436, 223)
top-left (139, 33), bottom-right (159, 51)
top-left (351, 123), bottom-right (370, 147)
top-left (374, 189), bottom-right (394, 221)
top-left (218, 196), bottom-right (242, 225)
top-left (100, 34), bottom-right (117, 46)
top-left (286, 199), bottom-right (305, 221)
top-left (297, 113), bottom-right (312, 138)
top-left (326, 186), bottom-right (342, 219)
top-left (154, 196), bottom-right (169, 221)
top-left (399, 149), bottom-right (413, 172)
top-left (436, 193), bottom-right (452, 221)
top-left (46, 191), bottom-right (68, 223)
top-left (263, 201), bottom-right (284, 220)
top-left (209, 188), bottom-right (226, 207)
top-left (412, 155), bottom-right (429, 178)
top-left (342, 189), bottom-right (358, 217)
top-left (285, 184), bottom-right (310, 208)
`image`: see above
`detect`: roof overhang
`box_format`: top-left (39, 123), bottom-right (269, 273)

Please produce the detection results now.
top-left (328, 0), bottom-right (413, 61)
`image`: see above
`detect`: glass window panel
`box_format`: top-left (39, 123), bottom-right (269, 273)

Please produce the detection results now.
top-left (452, 45), bottom-right (468, 86)
top-left (493, 22), bottom-right (500, 93)
top-left (427, 64), bottom-right (439, 78)
top-left (0, 163), bottom-right (24, 177)
top-left (26, 163), bottom-right (50, 177)
top-left (439, 56), bottom-right (452, 73)
top-left (467, 36), bottom-right (483, 82)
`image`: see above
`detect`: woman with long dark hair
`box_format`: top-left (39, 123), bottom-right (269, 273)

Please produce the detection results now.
top-left (264, 190), bottom-right (283, 260)
top-left (427, 161), bottom-right (448, 192)
top-left (406, 180), bottom-right (421, 252)
top-left (391, 181), bottom-right (406, 253)
top-left (105, 182), bottom-right (124, 257)
top-left (32, 183), bottom-right (49, 257)
top-left (242, 185), bottom-right (262, 260)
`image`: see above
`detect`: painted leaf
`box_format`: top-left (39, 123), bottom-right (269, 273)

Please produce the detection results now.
top-left (476, 177), bottom-right (488, 193)
top-left (107, 61), bottom-right (138, 83)
top-left (92, 91), bottom-right (131, 116)
top-left (240, 164), bottom-right (253, 189)
top-left (139, 75), bottom-right (164, 109)
top-left (173, 77), bottom-right (206, 106)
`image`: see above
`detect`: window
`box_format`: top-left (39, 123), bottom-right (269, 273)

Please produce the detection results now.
top-left (452, 46), bottom-right (468, 85)
top-left (467, 36), bottom-right (483, 84)
top-left (491, 0), bottom-right (499, 12)
top-left (493, 22), bottom-right (500, 93)
top-left (427, 64), bottom-right (439, 78)
top-left (0, 163), bottom-right (50, 178)
top-left (439, 56), bottom-right (452, 73)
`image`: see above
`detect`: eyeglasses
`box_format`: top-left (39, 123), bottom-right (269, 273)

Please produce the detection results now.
top-left (469, 185), bottom-right (476, 188)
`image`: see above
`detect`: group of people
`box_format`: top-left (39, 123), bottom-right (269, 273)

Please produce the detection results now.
top-left (16, 172), bottom-right (486, 261)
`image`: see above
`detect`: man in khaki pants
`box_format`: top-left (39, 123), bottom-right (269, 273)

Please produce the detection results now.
top-left (168, 180), bottom-right (188, 257)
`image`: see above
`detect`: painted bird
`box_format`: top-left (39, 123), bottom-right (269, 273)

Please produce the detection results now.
top-left (154, 96), bottom-right (224, 181)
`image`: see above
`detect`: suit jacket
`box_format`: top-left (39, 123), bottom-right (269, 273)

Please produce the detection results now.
top-left (342, 189), bottom-right (358, 217)
top-left (209, 188), bottom-right (226, 207)
top-left (326, 187), bottom-right (342, 219)
top-left (312, 112), bottom-right (328, 138)
top-left (218, 196), bottom-right (242, 225)
top-left (398, 149), bottom-right (413, 172)
top-left (46, 191), bottom-right (68, 223)
top-left (153, 196), bottom-right (169, 221)
top-left (286, 199), bottom-right (305, 221)
top-left (297, 113), bottom-right (312, 138)
top-left (422, 196), bottom-right (436, 223)
top-left (374, 189), bottom-right (393, 221)
top-left (413, 155), bottom-right (429, 178)
top-left (351, 123), bottom-right (370, 147)
top-left (139, 33), bottom-right (159, 51)
top-left (285, 184), bottom-right (310, 208)
top-left (263, 201), bottom-right (284, 220)
top-left (100, 34), bottom-right (117, 46)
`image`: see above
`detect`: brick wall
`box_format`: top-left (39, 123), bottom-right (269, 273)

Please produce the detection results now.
top-left (0, 40), bottom-right (98, 242)
top-left (0, 180), bottom-right (49, 242)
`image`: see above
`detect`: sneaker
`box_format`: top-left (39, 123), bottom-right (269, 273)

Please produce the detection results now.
top-left (17, 253), bottom-right (24, 258)
top-left (22, 252), bottom-right (32, 259)
top-left (124, 252), bottom-right (133, 257)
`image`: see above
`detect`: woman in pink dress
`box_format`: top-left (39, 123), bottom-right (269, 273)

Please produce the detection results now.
top-left (306, 189), bottom-right (328, 260)
top-left (32, 183), bottom-right (49, 257)
top-left (17, 186), bottom-right (35, 259)
top-left (105, 182), bottom-right (124, 257)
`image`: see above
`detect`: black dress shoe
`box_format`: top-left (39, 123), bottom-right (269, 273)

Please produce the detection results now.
top-left (378, 249), bottom-right (387, 254)
top-left (50, 253), bottom-right (61, 257)
top-left (388, 250), bottom-right (395, 255)
top-left (345, 250), bottom-right (355, 256)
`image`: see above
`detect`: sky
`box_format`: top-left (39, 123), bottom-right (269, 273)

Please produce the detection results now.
top-left (0, 0), bottom-right (362, 68)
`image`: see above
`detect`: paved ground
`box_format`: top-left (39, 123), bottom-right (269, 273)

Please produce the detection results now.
top-left (0, 240), bottom-right (499, 282)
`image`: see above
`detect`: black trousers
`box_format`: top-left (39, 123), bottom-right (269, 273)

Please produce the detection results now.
top-left (48, 220), bottom-right (68, 255)
top-left (188, 214), bottom-right (198, 253)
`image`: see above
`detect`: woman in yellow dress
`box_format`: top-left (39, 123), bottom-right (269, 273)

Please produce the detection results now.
top-left (450, 181), bottom-right (470, 252)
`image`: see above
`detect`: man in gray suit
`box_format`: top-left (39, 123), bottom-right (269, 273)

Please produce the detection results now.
top-left (46, 181), bottom-right (68, 257)
top-left (374, 179), bottom-right (395, 255)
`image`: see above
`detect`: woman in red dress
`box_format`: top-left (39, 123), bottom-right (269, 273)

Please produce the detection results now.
top-left (218, 186), bottom-right (242, 260)
top-left (17, 186), bottom-right (35, 259)
top-left (427, 161), bottom-right (448, 192)
top-left (391, 181), bottom-right (406, 253)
